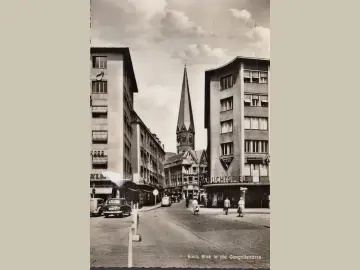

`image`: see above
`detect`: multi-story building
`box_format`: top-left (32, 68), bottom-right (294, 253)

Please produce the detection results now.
top-left (204, 56), bottom-right (270, 208)
top-left (164, 65), bottom-right (208, 199)
top-left (131, 111), bottom-right (166, 204)
top-left (90, 47), bottom-right (138, 199)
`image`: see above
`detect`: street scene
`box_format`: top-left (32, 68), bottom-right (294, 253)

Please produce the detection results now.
top-left (90, 0), bottom-right (270, 268)
top-left (91, 199), bottom-right (269, 268)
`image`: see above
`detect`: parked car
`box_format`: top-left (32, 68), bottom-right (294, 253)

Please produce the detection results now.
top-left (90, 198), bottom-right (105, 217)
top-left (103, 198), bottom-right (132, 218)
top-left (161, 196), bottom-right (172, 207)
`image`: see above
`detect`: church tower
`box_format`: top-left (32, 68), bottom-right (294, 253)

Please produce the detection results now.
top-left (176, 65), bottom-right (195, 154)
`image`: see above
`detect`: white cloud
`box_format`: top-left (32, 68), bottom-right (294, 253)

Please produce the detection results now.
top-left (229, 8), bottom-right (252, 22)
top-left (246, 26), bottom-right (270, 52)
top-left (160, 10), bottom-right (209, 38)
top-left (127, 0), bottom-right (167, 19)
top-left (173, 44), bottom-right (229, 65)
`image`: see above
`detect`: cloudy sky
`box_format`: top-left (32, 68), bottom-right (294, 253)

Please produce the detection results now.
top-left (91, 0), bottom-right (270, 154)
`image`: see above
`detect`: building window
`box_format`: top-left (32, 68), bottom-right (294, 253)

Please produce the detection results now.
top-left (92, 56), bottom-right (107, 69)
top-left (92, 105), bottom-right (108, 118)
top-left (220, 97), bottom-right (233, 112)
top-left (244, 70), bottom-right (268, 84)
top-left (251, 117), bottom-right (259, 130)
top-left (244, 117), bottom-right (251, 129)
top-left (244, 94), bottom-right (268, 107)
top-left (220, 74), bottom-right (234, 90)
top-left (260, 72), bottom-right (268, 83)
top-left (244, 164), bottom-right (251, 176)
top-left (220, 142), bottom-right (233, 156)
top-left (251, 95), bottom-right (259, 106)
top-left (220, 120), bottom-right (233, 134)
top-left (91, 151), bottom-right (108, 170)
top-left (92, 81), bottom-right (108, 94)
top-left (92, 130), bottom-right (108, 144)
top-left (260, 164), bottom-right (268, 176)
top-left (124, 142), bottom-right (131, 156)
top-left (261, 141), bottom-right (268, 153)
top-left (245, 140), bottom-right (268, 153)
top-left (244, 117), bottom-right (268, 130)
top-left (141, 133), bottom-right (144, 143)
top-left (259, 118), bottom-right (268, 130)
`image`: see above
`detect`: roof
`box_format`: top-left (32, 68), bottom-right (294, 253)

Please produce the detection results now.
top-left (164, 149), bottom-right (207, 165)
top-left (177, 65), bottom-right (195, 132)
top-left (165, 152), bottom-right (186, 164)
top-left (132, 110), bottom-right (165, 153)
top-left (165, 152), bottom-right (177, 160)
top-left (90, 47), bottom-right (139, 93)
top-left (204, 56), bottom-right (270, 129)
top-left (188, 149), bottom-right (207, 163)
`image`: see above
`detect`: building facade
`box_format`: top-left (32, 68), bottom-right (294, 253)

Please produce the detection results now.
top-left (204, 56), bottom-right (270, 208)
top-left (131, 111), bottom-right (166, 204)
top-left (164, 65), bottom-right (208, 199)
top-left (90, 47), bottom-right (138, 199)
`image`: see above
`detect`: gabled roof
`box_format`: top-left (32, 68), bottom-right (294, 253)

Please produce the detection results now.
top-left (177, 65), bottom-right (195, 132)
top-left (189, 149), bottom-right (207, 164)
top-left (164, 152), bottom-right (186, 165)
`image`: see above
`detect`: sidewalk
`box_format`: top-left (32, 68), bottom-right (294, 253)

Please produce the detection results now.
top-left (138, 203), bottom-right (162, 212)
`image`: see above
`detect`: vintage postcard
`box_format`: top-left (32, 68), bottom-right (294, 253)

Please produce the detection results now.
top-left (90, 0), bottom-right (270, 268)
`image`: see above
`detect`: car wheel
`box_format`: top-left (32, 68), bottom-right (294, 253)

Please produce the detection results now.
top-left (104, 214), bottom-right (109, 218)
top-left (120, 213), bottom-right (124, 218)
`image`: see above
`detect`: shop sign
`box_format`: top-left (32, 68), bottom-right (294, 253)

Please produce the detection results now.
top-left (211, 176), bottom-right (245, 183)
top-left (219, 156), bottom-right (233, 171)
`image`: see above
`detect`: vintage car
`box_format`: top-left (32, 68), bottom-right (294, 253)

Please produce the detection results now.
top-left (103, 198), bottom-right (132, 218)
top-left (161, 196), bottom-right (172, 207)
top-left (170, 195), bottom-right (180, 203)
top-left (90, 198), bottom-right (105, 217)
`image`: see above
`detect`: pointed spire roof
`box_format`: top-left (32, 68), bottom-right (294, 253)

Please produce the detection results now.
top-left (177, 65), bottom-right (195, 132)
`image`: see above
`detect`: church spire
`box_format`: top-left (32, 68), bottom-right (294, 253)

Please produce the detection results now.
top-left (176, 65), bottom-right (195, 154)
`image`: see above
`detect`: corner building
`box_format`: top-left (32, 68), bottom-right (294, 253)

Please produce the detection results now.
top-left (90, 47), bottom-right (138, 200)
top-left (204, 57), bottom-right (270, 208)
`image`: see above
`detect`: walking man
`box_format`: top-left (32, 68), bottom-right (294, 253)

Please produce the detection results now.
top-left (224, 197), bottom-right (230, 215)
top-left (192, 197), bottom-right (199, 215)
top-left (238, 197), bottom-right (245, 217)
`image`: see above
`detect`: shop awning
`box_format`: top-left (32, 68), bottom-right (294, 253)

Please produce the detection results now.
top-left (90, 187), bottom-right (112, 195)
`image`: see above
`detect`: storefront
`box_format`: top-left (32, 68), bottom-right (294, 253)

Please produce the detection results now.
top-left (203, 183), bottom-right (270, 208)
top-left (137, 184), bottom-right (162, 207)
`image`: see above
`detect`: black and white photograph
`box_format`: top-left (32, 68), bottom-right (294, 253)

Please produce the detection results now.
top-left (90, 0), bottom-right (270, 268)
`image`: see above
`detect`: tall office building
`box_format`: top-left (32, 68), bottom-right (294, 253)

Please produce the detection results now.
top-left (204, 56), bottom-right (270, 208)
top-left (90, 47), bottom-right (138, 199)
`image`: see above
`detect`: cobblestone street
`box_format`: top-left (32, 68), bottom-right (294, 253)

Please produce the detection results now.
top-left (91, 201), bottom-right (270, 268)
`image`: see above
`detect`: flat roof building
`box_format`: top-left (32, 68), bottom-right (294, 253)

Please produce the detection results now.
top-left (90, 47), bottom-right (138, 199)
top-left (204, 56), bottom-right (270, 208)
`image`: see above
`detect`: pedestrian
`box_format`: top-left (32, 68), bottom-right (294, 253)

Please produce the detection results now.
top-left (185, 195), bottom-right (190, 208)
top-left (238, 197), bottom-right (245, 217)
top-left (224, 197), bottom-right (230, 215)
top-left (192, 197), bottom-right (199, 215)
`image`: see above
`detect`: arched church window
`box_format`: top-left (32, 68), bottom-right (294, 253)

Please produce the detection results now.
top-left (189, 134), bottom-right (193, 144)
top-left (182, 134), bottom-right (186, 143)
